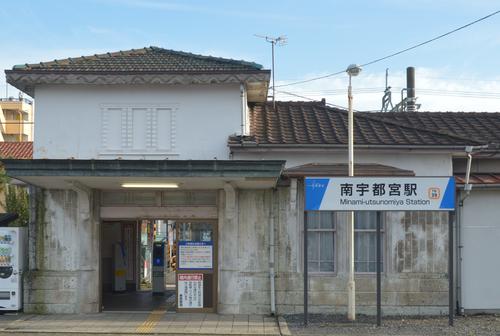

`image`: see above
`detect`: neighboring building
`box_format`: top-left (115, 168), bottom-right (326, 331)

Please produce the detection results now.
top-left (2, 47), bottom-right (500, 316)
top-left (0, 97), bottom-right (34, 142)
top-left (0, 141), bottom-right (33, 214)
top-left (0, 141), bottom-right (33, 159)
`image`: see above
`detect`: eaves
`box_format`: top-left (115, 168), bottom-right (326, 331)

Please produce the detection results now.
top-left (229, 143), bottom-right (471, 155)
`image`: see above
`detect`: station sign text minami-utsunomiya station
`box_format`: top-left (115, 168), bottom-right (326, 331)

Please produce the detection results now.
top-left (305, 177), bottom-right (455, 211)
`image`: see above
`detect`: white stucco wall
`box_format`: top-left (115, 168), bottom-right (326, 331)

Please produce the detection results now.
top-left (461, 189), bottom-right (500, 311)
top-left (232, 151), bottom-right (453, 176)
top-left (33, 84), bottom-right (243, 160)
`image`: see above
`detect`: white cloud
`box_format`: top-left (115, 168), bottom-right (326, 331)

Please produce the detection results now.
top-left (275, 67), bottom-right (500, 112)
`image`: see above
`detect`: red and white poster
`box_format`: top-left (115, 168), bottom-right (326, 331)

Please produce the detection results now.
top-left (178, 273), bottom-right (203, 308)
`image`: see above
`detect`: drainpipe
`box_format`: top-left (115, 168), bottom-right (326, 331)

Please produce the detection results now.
top-left (456, 148), bottom-right (473, 314)
top-left (269, 188), bottom-right (276, 315)
top-left (240, 84), bottom-right (246, 135)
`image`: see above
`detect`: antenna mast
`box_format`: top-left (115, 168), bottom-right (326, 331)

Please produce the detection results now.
top-left (255, 34), bottom-right (287, 109)
top-left (380, 68), bottom-right (393, 112)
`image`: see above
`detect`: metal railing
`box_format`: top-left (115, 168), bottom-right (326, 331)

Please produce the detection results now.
top-left (0, 97), bottom-right (33, 105)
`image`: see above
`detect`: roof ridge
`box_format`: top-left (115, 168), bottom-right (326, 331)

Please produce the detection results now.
top-left (13, 46), bottom-right (264, 71)
top-left (149, 46), bottom-right (263, 70)
top-left (373, 111), bottom-right (500, 115)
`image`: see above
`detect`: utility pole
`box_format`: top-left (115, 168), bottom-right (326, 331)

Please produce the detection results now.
top-left (255, 35), bottom-right (287, 109)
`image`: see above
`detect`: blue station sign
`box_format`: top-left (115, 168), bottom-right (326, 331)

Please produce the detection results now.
top-left (305, 177), bottom-right (455, 211)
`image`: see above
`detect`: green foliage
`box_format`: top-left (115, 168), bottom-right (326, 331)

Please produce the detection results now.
top-left (5, 184), bottom-right (29, 227)
top-left (0, 167), bottom-right (29, 227)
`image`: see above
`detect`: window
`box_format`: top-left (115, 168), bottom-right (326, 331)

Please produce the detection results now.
top-left (100, 105), bottom-right (175, 154)
top-left (354, 212), bottom-right (384, 273)
top-left (306, 211), bottom-right (336, 273)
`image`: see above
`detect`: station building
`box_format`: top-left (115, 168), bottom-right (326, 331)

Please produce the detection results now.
top-left (3, 47), bottom-right (500, 315)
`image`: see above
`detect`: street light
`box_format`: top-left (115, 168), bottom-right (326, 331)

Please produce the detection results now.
top-left (346, 64), bottom-right (361, 321)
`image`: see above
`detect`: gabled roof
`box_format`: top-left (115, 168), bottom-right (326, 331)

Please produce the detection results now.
top-left (9, 46), bottom-right (264, 73)
top-left (361, 111), bottom-right (500, 145)
top-left (229, 101), bottom-right (481, 148)
top-left (0, 142), bottom-right (33, 159)
top-left (6, 47), bottom-right (270, 101)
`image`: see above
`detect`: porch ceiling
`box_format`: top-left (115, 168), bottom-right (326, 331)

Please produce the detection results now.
top-left (1, 159), bottom-right (285, 190)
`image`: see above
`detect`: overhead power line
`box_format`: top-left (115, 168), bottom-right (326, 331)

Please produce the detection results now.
top-left (275, 90), bottom-right (352, 110)
top-left (275, 9), bottom-right (500, 88)
top-left (279, 87), bottom-right (500, 100)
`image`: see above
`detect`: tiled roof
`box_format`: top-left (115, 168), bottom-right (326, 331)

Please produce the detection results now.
top-left (0, 142), bottom-right (33, 159)
top-left (10, 47), bottom-right (264, 73)
top-left (231, 101), bottom-right (480, 147)
top-left (363, 111), bottom-right (500, 145)
top-left (284, 163), bottom-right (415, 177)
top-left (454, 173), bottom-right (500, 185)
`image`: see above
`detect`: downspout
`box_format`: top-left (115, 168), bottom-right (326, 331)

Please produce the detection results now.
top-left (269, 188), bottom-right (276, 315)
top-left (456, 148), bottom-right (474, 314)
top-left (240, 84), bottom-right (246, 135)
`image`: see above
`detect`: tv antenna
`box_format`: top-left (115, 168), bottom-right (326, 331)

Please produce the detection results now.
top-left (255, 34), bottom-right (287, 108)
top-left (380, 68), bottom-right (394, 112)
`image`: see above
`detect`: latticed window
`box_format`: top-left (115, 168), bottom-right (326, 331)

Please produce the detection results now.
top-left (354, 212), bottom-right (384, 273)
top-left (307, 211), bottom-right (336, 273)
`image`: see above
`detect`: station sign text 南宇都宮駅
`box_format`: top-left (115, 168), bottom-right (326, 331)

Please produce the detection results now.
top-left (305, 177), bottom-right (455, 211)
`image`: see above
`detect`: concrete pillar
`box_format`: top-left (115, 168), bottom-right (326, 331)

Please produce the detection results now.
top-left (218, 183), bottom-right (240, 313)
top-left (23, 188), bottom-right (100, 314)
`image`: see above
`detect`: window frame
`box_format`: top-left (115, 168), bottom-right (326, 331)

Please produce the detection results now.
top-left (305, 211), bottom-right (337, 275)
top-left (99, 103), bottom-right (179, 156)
top-left (354, 211), bottom-right (386, 275)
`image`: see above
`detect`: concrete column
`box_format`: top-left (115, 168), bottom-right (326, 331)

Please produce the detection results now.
top-left (218, 183), bottom-right (240, 313)
top-left (23, 188), bottom-right (100, 314)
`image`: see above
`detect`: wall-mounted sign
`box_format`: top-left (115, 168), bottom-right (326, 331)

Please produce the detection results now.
top-left (178, 241), bottom-right (213, 270)
top-left (178, 273), bottom-right (203, 308)
top-left (305, 177), bottom-right (455, 211)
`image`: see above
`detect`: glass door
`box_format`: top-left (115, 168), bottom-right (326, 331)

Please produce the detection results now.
top-left (176, 221), bottom-right (217, 312)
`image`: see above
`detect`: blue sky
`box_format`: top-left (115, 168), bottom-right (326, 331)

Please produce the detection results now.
top-left (1, 0), bottom-right (499, 111)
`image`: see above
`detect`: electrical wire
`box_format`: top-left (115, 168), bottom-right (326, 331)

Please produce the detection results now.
top-left (275, 90), bottom-right (352, 110)
top-left (275, 10), bottom-right (500, 88)
top-left (280, 88), bottom-right (500, 100)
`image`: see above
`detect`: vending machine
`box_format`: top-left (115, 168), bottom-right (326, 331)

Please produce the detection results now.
top-left (0, 227), bottom-right (26, 311)
top-left (152, 241), bottom-right (165, 295)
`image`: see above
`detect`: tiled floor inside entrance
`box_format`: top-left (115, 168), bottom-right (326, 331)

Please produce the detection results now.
top-left (102, 289), bottom-right (176, 311)
top-left (0, 312), bottom-right (281, 335)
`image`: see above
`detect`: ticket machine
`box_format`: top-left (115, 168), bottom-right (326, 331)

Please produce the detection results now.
top-left (152, 241), bottom-right (165, 295)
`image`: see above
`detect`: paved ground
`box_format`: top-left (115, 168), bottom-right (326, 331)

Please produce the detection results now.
top-left (2, 312), bottom-right (498, 335)
top-left (0, 312), bottom-right (280, 335)
top-left (281, 314), bottom-right (500, 336)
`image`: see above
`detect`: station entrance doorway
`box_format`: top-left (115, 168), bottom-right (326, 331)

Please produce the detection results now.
top-left (100, 219), bottom-right (217, 312)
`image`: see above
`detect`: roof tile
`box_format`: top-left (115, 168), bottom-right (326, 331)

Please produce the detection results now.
top-left (233, 101), bottom-right (480, 147)
top-left (0, 142), bottom-right (33, 159)
top-left (10, 47), bottom-right (264, 73)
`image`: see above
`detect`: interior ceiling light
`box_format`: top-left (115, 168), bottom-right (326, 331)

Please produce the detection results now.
top-left (121, 183), bottom-right (179, 189)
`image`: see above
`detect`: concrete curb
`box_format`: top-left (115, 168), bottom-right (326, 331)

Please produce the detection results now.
top-left (1, 332), bottom-right (278, 336)
top-left (277, 317), bottom-right (291, 336)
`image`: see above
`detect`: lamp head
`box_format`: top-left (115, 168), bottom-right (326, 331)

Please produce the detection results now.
top-left (346, 64), bottom-right (362, 77)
